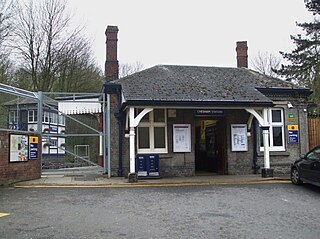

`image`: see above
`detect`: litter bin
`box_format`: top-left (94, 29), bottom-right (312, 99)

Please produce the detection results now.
top-left (136, 154), bottom-right (160, 179)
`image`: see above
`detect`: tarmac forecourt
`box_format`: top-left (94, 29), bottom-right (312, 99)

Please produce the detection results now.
top-left (14, 180), bottom-right (291, 189)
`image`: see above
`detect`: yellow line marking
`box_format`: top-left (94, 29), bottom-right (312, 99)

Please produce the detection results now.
top-left (14, 180), bottom-right (291, 188)
top-left (0, 213), bottom-right (10, 218)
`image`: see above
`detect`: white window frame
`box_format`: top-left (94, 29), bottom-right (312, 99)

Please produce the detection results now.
top-left (9, 111), bottom-right (17, 124)
top-left (58, 115), bottom-right (66, 126)
top-left (137, 109), bottom-right (168, 154)
top-left (43, 111), bottom-right (50, 123)
top-left (260, 108), bottom-right (285, 152)
top-left (28, 110), bottom-right (37, 123)
top-left (51, 113), bottom-right (58, 124)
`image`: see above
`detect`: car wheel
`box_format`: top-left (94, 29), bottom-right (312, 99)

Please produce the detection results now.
top-left (291, 167), bottom-right (302, 185)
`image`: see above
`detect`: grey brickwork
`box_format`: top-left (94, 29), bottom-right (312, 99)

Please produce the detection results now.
top-left (225, 110), bottom-right (255, 175)
top-left (109, 94), bottom-right (120, 176)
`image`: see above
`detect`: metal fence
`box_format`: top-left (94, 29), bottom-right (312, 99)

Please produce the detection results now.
top-left (0, 83), bottom-right (109, 176)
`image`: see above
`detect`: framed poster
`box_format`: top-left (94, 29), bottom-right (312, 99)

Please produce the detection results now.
top-left (231, 124), bottom-right (248, 151)
top-left (173, 124), bottom-right (191, 152)
top-left (10, 134), bottom-right (29, 162)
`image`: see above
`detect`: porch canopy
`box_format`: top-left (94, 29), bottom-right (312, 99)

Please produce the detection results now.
top-left (104, 65), bottom-right (310, 174)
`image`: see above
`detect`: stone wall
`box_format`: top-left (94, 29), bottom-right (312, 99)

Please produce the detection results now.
top-left (225, 110), bottom-right (255, 175)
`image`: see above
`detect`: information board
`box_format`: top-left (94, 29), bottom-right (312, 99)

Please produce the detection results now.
top-left (231, 124), bottom-right (248, 151)
top-left (288, 125), bottom-right (299, 143)
top-left (10, 134), bottom-right (29, 162)
top-left (29, 136), bottom-right (39, 159)
top-left (173, 124), bottom-right (191, 152)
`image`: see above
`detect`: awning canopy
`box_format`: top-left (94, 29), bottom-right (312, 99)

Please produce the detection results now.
top-left (58, 97), bottom-right (101, 115)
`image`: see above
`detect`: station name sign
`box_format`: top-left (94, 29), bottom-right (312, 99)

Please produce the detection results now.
top-left (195, 109), bottom-right (224, 117)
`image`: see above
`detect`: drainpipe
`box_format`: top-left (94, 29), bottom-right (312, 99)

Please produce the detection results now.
top-left (117, 89), bottom-right (123, 177)
top-left (106, 94), bottom-right (111, 177)
top-left (252, 119), bottom-right (259, 174)
top-left (37, 91), bottom-right (43, 173)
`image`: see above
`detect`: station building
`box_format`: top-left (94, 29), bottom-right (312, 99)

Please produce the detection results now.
top-left (104, 26), bottom-right (311, 178)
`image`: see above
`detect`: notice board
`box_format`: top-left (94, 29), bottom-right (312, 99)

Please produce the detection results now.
top-left (10, 134), bottom-right (29, 162)
top-left (231, 124), bottom-right (248, 151)
top-left (173, 124), bottom-right (191, 152)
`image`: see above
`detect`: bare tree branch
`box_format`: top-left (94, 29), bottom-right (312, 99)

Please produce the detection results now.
top-left (250, 51), bottom-right (281, 78)
top-left (119, 61), bottom-right (144, 78)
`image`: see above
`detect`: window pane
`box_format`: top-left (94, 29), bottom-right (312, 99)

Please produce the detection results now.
top-left (154, 127), bottom-right (165, 148)
top-left (52, 113), bottom-right (57, 124)
top-left (154, 109), bottom-right (165, 122)
top-left (272, 127), bottom-right (283, 146)
top-left (10, 111), bottom-right (17, 123)
top-left (28, 111), bottom-right (33, 122)
top-left (138, 127), bottom-right (150, 149)
top-left (271, 110), bottom-right (282, 123)
top-left (307, 148), bottom-right (320, 161)
top-left (59, 115), bottom-right (65, 125)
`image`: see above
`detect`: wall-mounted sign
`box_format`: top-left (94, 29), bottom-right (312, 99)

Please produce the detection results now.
top-left (288, 131), bottom-right (299, 143)
top-left (288, 113), bottom-right (295, 122)
top-left (195, 109), bottom-right (224, 117)
top-left (10, 134), bottom-right (29, 162)
top-left (288, 125), bottom-right (299, 131)
top-left (29, 136), bottom-right (39, 160)
top-left (168, 109), bottom-right (176, 118)
top-left (288, 125), bottom-right (299, 143)
top-left (173, 124), bottom-right (191, 152)
top-left (231, 124), bottom-right (248, 151)
top-left (50, 126), bottom-right (58, 133)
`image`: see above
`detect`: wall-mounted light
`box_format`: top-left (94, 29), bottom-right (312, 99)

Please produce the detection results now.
top-left (287, 102), bottom-right (293, 109)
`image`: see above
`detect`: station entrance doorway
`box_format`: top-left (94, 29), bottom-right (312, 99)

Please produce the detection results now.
top-left (195, 118), bottom-right (227, 175)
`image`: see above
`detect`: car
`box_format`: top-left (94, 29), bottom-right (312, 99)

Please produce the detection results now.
top-left (291, 146), bottom-right (320, 187)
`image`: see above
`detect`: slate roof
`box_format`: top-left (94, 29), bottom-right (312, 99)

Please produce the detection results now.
top-left (108, 65), bottom-right (310, 107)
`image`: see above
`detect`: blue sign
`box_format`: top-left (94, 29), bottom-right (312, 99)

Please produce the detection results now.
top-left (29, 136), bottom-right (39, 159)
top-left (288, 130), bottom-right (299, 143)
top-left (50, 126), bottom-right (58, 133)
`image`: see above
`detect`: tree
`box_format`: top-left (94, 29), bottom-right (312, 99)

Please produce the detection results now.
top-left (54, 34), bottom-right (103, 92)
top-left (12, 0), bottom-right (103, 92)
top-left (276, 0), bottom-right (320, 112)
top-left (119, 61), bottom-right (144, 78)
top-left (0, 0), bottom-right (15, 46)
top-left (250, 51), bottom-right (281, 78)
top-left (0, 0), bottom-right (15, 85)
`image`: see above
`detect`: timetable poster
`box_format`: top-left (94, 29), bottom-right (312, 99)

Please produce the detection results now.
top-left (10, 134), bottom-right (29, 162)
top-left (231, 124), bottom-right (248, 151)
top-left (173, 124), bottom-right (191, 152)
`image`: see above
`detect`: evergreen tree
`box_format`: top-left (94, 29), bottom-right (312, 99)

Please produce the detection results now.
top-left (277, 0), bottom-right (320, 113)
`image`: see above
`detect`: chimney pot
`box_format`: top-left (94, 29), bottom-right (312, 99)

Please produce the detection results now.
top-left (236, 41), bottom-right (248, 68)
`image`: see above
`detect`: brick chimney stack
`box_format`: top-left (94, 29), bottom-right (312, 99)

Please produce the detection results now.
top-left (105, 25), bottom-right (119, 81)
top-left (236, 41), bottom-right (248, 68)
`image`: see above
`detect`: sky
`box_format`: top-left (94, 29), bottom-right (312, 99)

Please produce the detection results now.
top-left (67, 0), bottom-right (313, 71)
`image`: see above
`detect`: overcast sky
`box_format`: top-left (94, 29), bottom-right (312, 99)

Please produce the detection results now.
top-left (67, 0), bottom-right (313, 71)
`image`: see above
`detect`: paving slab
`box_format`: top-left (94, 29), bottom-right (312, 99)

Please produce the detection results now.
top-left (13, 172), bottom-right (291, 188)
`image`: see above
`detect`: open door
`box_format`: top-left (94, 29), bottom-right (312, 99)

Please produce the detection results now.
top-left (195, 118), bottom-right (227, 174)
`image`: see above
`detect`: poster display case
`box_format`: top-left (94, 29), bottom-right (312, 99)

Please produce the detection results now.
top-left (173, 124), bottom-right (191, 152)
